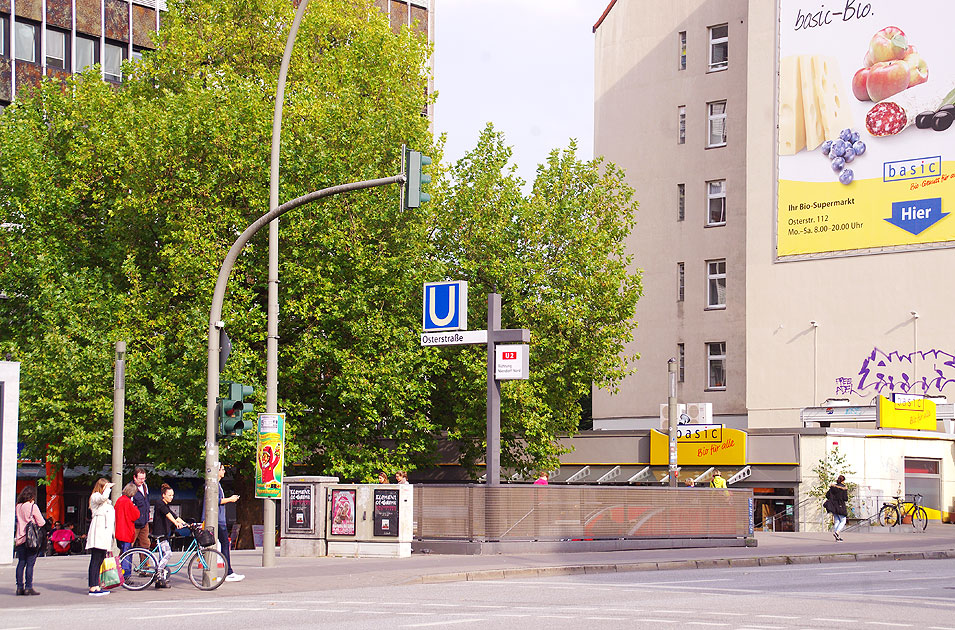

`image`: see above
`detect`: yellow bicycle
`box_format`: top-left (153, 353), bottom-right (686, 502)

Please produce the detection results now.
top-left (878, 493), bottom-right (928, 530)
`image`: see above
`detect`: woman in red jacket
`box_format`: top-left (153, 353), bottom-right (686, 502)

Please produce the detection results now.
top-left (114, 483), bottom-right (141, 580)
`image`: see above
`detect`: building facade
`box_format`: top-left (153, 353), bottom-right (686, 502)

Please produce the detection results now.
top-left (592, 0), bottom-right (955, 430)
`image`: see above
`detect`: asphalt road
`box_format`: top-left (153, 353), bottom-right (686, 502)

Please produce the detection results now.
top-left (3, 558), bottom-right (955, 629)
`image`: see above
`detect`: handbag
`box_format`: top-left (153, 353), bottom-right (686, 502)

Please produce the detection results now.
top-left (100, 553), bottom-right (121, 589)
top-left (823, 498), bottom-right (834, 513)
top-left (24, 521), bottom-right (41, 550)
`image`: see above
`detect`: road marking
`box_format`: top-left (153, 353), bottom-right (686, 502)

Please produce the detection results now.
top-left (821, 570), bottom-right (911, 575)
top-left (638, 620), bottom-right (677, 625)
top-left (868, 623), bottom-right (913, 628)
top-left (404, 619), bottom-right (484, 628)
top-left (756, 615), bottom-right (799, 619)
top-left (686, 623), bottom-right (729, 627)
top-left (585, 617), bottom-right (627, 621)
top-left (131, 611), bottom-right (230, 620)
top-left (710, 612), bottom-right (746, 616)
top-left (0, 627), bottom-right (40, 630)
top-left (652, 610), bottom-right (693, 614)
top-left (812, 619), bottom-right (857, 623)
top-left (539, 615), bottom-right (574, 619)
top-left (469, 605), bottom-right (506, 609)
top-left (421, 603), bottom-right (456, 607)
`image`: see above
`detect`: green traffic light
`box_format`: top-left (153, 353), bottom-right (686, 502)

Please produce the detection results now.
top-left (218, 381), bottom-right (254, 439)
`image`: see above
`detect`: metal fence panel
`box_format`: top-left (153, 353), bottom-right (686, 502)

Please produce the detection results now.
top-left (414, 485), bottom-right (752, 541)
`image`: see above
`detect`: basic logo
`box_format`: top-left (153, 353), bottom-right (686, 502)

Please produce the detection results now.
top-left (422, 281), bottom-right (468, 332)
top-left (883, 155), bottom-right (941, 183)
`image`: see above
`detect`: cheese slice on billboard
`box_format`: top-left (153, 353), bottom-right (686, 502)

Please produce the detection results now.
top-left (810, 55), bottom-right (851, 142)
top-left (779, 55), bottom-right (806, 155)
top-left (799, 55), bottom-right (825, 150)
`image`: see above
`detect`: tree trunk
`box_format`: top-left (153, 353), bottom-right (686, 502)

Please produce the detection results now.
top-left (233, 466), bottom-right (261, 550)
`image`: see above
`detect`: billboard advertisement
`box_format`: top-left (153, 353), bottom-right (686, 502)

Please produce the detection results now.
top-left (777, 1), bottom-right (955, 257)
top-left (255, 413), bottom-right (285, 499)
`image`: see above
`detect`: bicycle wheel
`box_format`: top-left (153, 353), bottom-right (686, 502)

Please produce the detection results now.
top-left (913, 507), bottom-right (928, 531)
top-left (186, 549), bottom-right (227, 591)
top-left (878, 504), bottom-right (900, 527)
top-left (118, 548), bottom-right (158, 590)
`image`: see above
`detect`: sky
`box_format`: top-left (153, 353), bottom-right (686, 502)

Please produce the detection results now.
top-left (432, 0), bottom-right (599, 187)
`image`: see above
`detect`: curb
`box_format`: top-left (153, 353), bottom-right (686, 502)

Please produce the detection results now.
top-left (407, 549), bottom-right (955, 585)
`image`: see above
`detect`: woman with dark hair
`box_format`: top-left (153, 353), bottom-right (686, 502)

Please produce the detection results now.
top-left (826, 474), bottom-right (850, 542)
top-left (152, 483), bottom-right (187, 588)
top-left (86, 478), bottom-right (115, 596)
top-left (14, 486), bottom-right (45, 596)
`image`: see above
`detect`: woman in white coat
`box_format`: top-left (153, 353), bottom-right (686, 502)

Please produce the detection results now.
top-left (87, 478), bottom-right (115, 596)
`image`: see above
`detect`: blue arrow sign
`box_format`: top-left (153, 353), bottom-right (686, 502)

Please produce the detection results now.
top-left (885, 198), bottom-right (947, 235)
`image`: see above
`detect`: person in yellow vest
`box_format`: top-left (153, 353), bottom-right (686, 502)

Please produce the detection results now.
top-left (710, 470), bottom-right (727, 488)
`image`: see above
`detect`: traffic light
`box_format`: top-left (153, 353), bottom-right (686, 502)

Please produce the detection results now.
top-left (218, 381), bottom-right (254, 439)
top-left (404, 148), bottom-right (432, 208)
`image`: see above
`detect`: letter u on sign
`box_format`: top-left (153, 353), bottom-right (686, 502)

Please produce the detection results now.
top-left (423, 281), bottom-right (468, 332)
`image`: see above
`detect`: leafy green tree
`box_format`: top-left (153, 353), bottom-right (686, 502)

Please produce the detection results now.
top-left (0, 0), bottom-right (641, 502)
top-left (428, 125), bottom-right (642, 477)
top-left (810, 445), bottom-right (857, 520)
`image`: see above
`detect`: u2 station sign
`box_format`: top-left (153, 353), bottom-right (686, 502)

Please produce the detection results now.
top-left (423, 281), bottom-right (468, 332)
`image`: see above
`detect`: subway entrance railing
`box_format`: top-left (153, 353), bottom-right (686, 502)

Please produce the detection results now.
top-left (413, 484), bottom-right (754, 542)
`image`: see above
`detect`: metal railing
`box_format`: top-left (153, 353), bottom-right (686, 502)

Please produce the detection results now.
top-left (413, 484), bottom-right (753, 542)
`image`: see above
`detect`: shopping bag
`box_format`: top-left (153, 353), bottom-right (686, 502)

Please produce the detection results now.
top-left (100, 553), bottom-right (121, 589)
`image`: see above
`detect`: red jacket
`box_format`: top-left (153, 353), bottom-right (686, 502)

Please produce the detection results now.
top-left (115, 495), bottom-right (141, 544)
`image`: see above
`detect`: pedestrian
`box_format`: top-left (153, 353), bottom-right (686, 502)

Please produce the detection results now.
top-left (377, 472), bottom-right (389, 484)
top-left (114, 482), bottom-right (140, 580)
top-left (395, 470), bottom-right (409, 484)
top-left (826, 474), bottom-right (849, 542)
top-left (212, 463), bottom-right (244, 582)
top-left (14, 485), bottom-right (45, 596)
top-left (710, 469), bottom-right (727, 488)
top-left (685, 477), bottom-right (695, 487)
top-left (533, 472), bottom-right (549, 485)
top-left (131, 467), bottom-right (151, 549)
top-left (86, 478), bottom-right (115, 596)
top-left (152, 483), bottom-right (187, 588)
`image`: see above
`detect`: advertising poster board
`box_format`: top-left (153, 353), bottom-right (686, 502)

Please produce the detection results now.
top-left (286, 484), bottom-right (313, 533)
top-left (329, 488), bottom-right (356, 536)
top-left (255, 413), bottom-right (285, 499)
top-left (777, 1), bottom-right (955, 258)
top-left (649, 426), bottom-right (747, 466)
top-left (373, 488), bottom-right (399, 537)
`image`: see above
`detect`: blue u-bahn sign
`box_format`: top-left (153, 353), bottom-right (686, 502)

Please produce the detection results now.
top-left (423, 281), bottom-right (468, 332)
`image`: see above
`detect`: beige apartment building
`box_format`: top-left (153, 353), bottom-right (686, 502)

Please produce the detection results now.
top-left (591, 0), bottom-right (955, 430)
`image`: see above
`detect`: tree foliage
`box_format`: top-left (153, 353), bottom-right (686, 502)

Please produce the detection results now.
top-left (0, 0), bottom-right (640, 486)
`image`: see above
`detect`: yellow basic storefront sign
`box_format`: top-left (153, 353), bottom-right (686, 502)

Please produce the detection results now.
top-left (649, 426), bottom-right (747, 466)
top-left (876, 395), bottom-right (937, 431)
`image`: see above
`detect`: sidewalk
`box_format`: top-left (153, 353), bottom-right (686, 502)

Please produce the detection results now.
top-left (2, 522), bottom-right (953, 605)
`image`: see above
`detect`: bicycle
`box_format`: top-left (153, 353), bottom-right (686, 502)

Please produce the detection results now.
top-left (118, 523), bottom-right (227, 591)
top-left (878, 493), bottom-right (928, 530)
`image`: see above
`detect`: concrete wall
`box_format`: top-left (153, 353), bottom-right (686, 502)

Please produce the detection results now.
top-left (593, 0), bottom-right (749, 423)
top-left (0, 362), bottom-right (20, 566)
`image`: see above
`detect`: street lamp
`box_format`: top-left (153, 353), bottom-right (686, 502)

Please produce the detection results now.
top-left (667, 358), bottom-right (678, 488)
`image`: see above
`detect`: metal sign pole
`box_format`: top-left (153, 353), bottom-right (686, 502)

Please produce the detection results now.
top-left (486, 294), bottom-right (502, 487)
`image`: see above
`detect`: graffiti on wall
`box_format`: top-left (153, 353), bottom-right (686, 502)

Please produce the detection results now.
top-left (835, 348), bottom-right (955, 397)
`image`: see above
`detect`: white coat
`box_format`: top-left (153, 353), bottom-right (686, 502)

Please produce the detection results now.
top-left (86, 489), bottom-right (116, 551)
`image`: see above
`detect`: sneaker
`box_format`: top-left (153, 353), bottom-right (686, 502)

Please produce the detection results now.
top-left (89, 590), bottom-right (109, 597)
top-left (225, 573), bottom-right (245, 582)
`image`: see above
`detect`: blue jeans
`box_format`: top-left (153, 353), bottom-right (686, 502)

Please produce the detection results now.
top-left (117, 541), bottom-right (132, 577)
top-left (15, 544), bottom-right (39, 589)
top-left (833, 513), bottom-right (847, 533)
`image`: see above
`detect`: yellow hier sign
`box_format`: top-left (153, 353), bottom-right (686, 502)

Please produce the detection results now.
top-left (876, 396), bottom-right (936, 431)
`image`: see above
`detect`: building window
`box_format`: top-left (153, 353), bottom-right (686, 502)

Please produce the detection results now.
top-left (0, 15), bottom-right (8, 58)
top-left (678, 106), bottom-right (686, 144)
top-left (706, 180), bottom-right (726, 226)
top-left (707, 342), bottom-right (726, 389)
top-left (678, 343), bottom-right (685, 382)
top-left (707, 100), bottom-right (726, 147)
top-left (76, 35), bottom-right (98, 73)
top-left (709, 24), bottom-right (728, 71)
top-left (706, 259), bottom-right (726, 309)
top-left (131, 47), bottom-right (144, 63)
top-left (104, 41), bottom-right (126, 82)
top-left (678, 183), bottom-right (685, 221)
top-left (46, 28), bottom-right (67, 70)
top-left (14, 20), bottom-right (37, 63)
top-left (677, 262), bottom-right (685, 302)
top-left (678, 31), bottom-right (686, 70)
